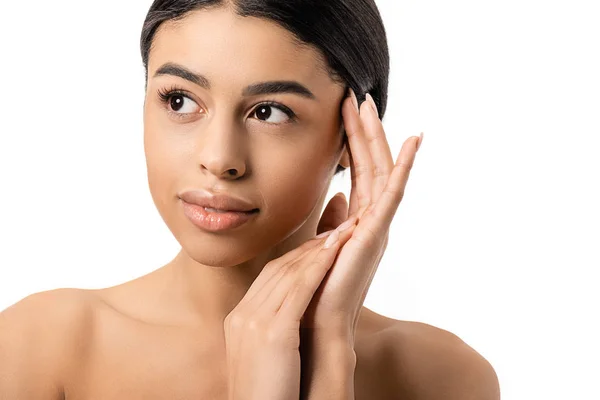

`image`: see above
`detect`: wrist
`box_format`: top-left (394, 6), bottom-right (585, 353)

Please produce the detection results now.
top-left (300, 338), bottom-right (356, 400)
top-left (300, 331), bottom-right (356, 365)
top-left (300, 324), bottom-right (355, 345)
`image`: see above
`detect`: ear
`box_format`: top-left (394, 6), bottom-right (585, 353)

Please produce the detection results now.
top-left (337, 122), bottom-right (350, 169)
top-left (317, 192), bottom-right (349, 235)
top-left (338, 143), bottom-right (350, 169)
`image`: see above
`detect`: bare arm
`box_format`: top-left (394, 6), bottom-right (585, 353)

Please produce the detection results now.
top-left (0, 288), bottom-right (85, 400)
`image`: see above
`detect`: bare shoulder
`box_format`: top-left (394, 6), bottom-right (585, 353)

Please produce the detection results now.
top-left (0, 287), bottom-right (96, 338)
top-left (356, 308), bottom-right (500, 400)
top-left (0, 288), bottom-right (97, 399)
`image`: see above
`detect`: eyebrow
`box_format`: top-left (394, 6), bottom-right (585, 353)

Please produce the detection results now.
top-left (153, 62), bottom-right (316, 100)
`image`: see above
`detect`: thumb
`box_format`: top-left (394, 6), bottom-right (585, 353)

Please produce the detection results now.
top-left (316, 192), bottom-right (349, 235)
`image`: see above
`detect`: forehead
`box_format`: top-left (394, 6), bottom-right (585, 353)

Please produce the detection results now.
top-left (148, 7), bottom-right (336, 92)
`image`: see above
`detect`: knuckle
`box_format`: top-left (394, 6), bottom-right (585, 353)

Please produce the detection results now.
top-left (225, 312), bottom-right (245, 331)
top-left (366, 132), bottom-right (380, 144)
top-left (286, 278), bottom-right (311, 303)
top-left (265, 325), bottom-right (284, 345)
top-left (372, 166), bottom-right (389, 178)
top-left (364, 227), bottom-right (379, 246)
top-left (246, 317), bottom-right (265, 333)
top-left (364, 203), bottom-right (377, 216)
top-left (397, 159), bottom-right (414, 171)
top-left (270, 259), bottom-right (295, 277)
top-left (357, 204), bottom-right (375, 220)
top-left (356, 192), bottom-right (372, 205)
top-left (278, 260), bottom-right (293, 273)
top-left (354, 225), bottom-right (379, 248)
top-left (264, 259), bottom-right (280, 272)
top-left (294, 274), bottom-right (311, 290)
top-left (384, 186), bottom-right (405, 203)
top-left (354, 164), bottom-right (371, 176)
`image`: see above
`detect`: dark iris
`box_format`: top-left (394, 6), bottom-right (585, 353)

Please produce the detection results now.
top-left (170, 95), bottom-right (184, 112)
top-left (256, 106), bottom-right (272, 120)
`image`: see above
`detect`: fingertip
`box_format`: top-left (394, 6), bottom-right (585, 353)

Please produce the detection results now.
top-left (349, 88), bottom-right (359, 111)
top-left (323, 229), bottom-right (340, 248)
top-left (365, 92), bottom-right (378, 116)
top-left (336, 215), bottom-right (357, 232)
top-left (416, 132), bottom-right (424, 151)
top-left (316, 230), bottom-right (333, 239)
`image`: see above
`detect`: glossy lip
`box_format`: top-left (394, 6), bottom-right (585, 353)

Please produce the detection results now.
top-left (181, 200), bottom-right (258, 232)
top-left (178, 189), bottom-right (258, 212)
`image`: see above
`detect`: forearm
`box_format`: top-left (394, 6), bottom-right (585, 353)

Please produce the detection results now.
top-left (300, 333), bottom-right (357, 400)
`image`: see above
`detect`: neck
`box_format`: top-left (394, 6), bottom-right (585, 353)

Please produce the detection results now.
top-left (158, 204), bottom-right (323, 329)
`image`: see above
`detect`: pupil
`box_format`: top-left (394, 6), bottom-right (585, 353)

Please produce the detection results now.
top-left (257, 106), bottom-right (271, 120)
top-left (170, 95), bottom-right (184, 111)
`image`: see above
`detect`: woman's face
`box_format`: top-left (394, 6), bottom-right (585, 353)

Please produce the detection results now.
top-left (143, 7), bottom-right (349, 267)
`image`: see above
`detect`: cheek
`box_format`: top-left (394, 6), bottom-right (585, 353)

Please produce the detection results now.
top-left (143, 126), bottom-right (188, 219)
top-left (255, 139), bottom-right (334, 224)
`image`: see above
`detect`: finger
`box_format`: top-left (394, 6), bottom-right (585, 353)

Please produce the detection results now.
top-left (321, 136), bottom-right (420, 303)
top-left (245, 235), bottom-right (330, 315)
top-left (247, 214), bottom-right (357, 314)
top-left (362, 93), bottom-right (394, 204)
top-left (236, 233), bottom-right (331, 309)
top-left (363, 135), bottom-right (421, 233)
top-left (316, 192), bottom-right (349, 234)
top-left (343, 89), bottom-right (373, 219)
top-left (274, 223), bottom-right (357, 322)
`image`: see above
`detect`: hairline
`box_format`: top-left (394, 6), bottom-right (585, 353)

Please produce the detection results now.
top-left (144, 4), bottom-right (345, 88)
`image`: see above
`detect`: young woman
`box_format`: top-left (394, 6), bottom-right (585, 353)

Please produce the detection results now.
top-left (0, 1), bottom-right (499, 399)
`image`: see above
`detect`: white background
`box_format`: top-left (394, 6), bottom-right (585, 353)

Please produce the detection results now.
top-left (1, 1), bottom-right (598, 399)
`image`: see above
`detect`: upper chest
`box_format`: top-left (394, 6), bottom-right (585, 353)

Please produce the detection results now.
top-left (64, 304), bottom-right (228, 400)
top-left (63, 303), bottom-right (397, 400)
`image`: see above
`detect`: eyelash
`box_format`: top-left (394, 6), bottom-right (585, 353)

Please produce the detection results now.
top-left (156, 85), bottom-right (297, 123)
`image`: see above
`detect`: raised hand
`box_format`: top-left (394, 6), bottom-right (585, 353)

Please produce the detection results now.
top-left (303, 88), bottom-right (423, 341)
top-left (224, 220), bottom-right (357, 400)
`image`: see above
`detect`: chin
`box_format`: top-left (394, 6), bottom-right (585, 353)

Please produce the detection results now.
top-left (176, 229), bottom-right (270, 268)
top-left (184, 249), bottom-right (249, 268)
top-left (168, 201), bottom-right (316, 268)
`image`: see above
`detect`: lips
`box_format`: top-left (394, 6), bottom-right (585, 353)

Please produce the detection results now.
top-left (178, 189), bottom-right (258, 213)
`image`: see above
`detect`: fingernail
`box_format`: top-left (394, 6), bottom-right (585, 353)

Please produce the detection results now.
top-left (324, 229), bottom-right (340, 248)
top-left (416, 132), bottom-right (424, 152)
top-left (365, 93), bottom-right (378, 115)
top-left (316, 230), bottom-right (333, 239)
top-left (349, 88), bottom-right (359, 111)
top-left (337, 216), bottom-right (357, 232)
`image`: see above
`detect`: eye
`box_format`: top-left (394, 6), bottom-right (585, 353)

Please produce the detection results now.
top-left (168, 94), bottom-right (199, 113)
top-left (157, 86), bottom-right (201, 118)
top-left (164, 93), bottom-right (200, 114)
top-left (251, 102), bottom-right (296, 124)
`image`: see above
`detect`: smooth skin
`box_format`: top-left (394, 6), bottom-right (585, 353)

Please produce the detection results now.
top-left (225, 221), bottom-right (358, 399)
top-left (0, 6), bottom-right (500, 400)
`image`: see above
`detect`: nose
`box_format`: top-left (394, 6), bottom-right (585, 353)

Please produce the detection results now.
top-left (196, 116), bottom-right (247, 180)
